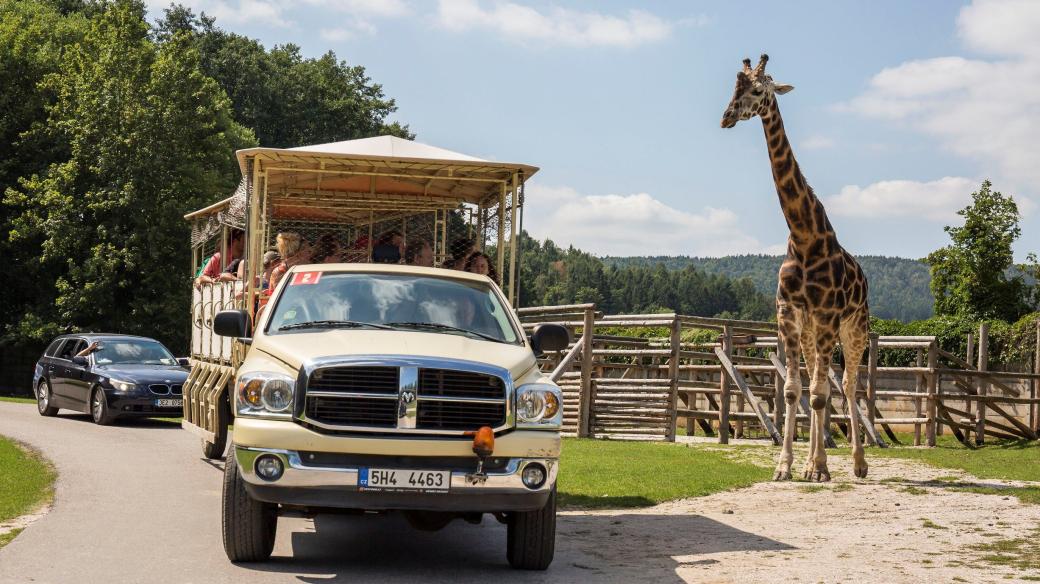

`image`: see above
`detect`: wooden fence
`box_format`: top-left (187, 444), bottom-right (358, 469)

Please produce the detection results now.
top-left (519, 305), bottom-right (1040, 447)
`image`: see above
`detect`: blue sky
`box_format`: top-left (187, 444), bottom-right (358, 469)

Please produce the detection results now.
top-left (145, 0), bottom-right (1040, 260)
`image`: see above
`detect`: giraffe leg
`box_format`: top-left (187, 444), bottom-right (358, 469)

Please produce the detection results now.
top-left (807, 329), bottom-right (837, 482)
top-left (841, 314), bottom-right (870, 479)
top-left (774, 307), bottom-right (802, 481)
top-left (800, 331), bottom-right (818, 479)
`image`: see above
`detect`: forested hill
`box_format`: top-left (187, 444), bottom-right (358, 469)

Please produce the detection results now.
top-left (601, 255), bottom-right (933, 322)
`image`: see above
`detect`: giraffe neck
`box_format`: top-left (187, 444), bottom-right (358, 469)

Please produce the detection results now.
top-left (760, 96), bottom-right (835, 255)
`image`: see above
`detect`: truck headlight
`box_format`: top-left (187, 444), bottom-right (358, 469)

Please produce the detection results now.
top-left (236, 372), bottom-right (295, 417)
top-left (515, 383), bottom-right (562, 429)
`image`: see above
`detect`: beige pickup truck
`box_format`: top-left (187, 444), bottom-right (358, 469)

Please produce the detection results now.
top-left (184, 138), bottom-right (567, 569)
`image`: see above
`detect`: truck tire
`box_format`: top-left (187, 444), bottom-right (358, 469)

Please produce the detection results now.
top-left (202, 394), bottom-right (230, 460)
top-left (506, 486), bottom-right (556, 570)
top-left (222, 456), bottom-right (277, 563)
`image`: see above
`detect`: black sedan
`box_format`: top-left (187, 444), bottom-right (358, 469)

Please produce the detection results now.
top-left (33, 334), bottom-right (189, 425)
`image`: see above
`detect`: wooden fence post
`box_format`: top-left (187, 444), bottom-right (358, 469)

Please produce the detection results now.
top-left (867, 333), bottom-right (878, 443)
top-left (1033, 319), bottom-right (1039, 434)
top-left (719, 325), bottom-right (733, 444)
top-left (577, 305), bottom-right (595, 438)
top-left (976, 322), bottom-right (989, 445)
top-left (666, 317), bottom-right (681, 442)
top-left (926, 340), bottom-right (938, 447)
top-left (774, 339), bottom-right (786, 431)
top-left (914, 348), bottom-right (923, 446)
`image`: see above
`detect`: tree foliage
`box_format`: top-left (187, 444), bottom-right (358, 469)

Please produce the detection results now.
top-left (515, 233), bottom-right (774, 320)
top-left (926, 180), bottom-right (1030, 321)
top-left (153, 4), bottom-right (412, 147)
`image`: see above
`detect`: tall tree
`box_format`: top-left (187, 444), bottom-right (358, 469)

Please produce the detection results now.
top-left (154, 4), bottom-right (412, 147)
top-left (926, 180), bottom-right (1029, 321)
top-left (4, 0), bottom-right (254, 348)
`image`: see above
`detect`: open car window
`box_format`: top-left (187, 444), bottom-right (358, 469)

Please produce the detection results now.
top-left (266, 272), bottom-right (520, 344)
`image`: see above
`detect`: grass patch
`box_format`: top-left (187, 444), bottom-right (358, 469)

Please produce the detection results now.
top-left (558, 438), bottom-right (771, 508)
top-left (0, 527), bottom-right (23, 549)
top-left (902, 486), bottom-right (929, 495)
top-left (921, 518), bottom-right (947, 530)
top-left (0, 437), bottom-right (56, 524)
top-left (968, 527), bottom-right (1040, 573)
top-left (0, 396), bottom-right (34, 405)
top-left (798, 483), bottom-right (853, 494)
top-left (872, 436), bottom-right (1040, 482)
top-left (948, 485), bottom-right (1040, 505)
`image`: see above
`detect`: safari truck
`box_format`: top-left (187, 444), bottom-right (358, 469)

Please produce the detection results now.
top-left (183, 136), bottom-right (568, 569)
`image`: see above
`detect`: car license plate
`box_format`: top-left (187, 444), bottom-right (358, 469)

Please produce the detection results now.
top-left (359, 468), bottom-right (450, 493)
top-left (155, 398), bottom-right (182, 408)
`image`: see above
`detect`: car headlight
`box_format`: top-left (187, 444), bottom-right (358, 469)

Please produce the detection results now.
top-left (236, 372), bottom-right (295, 417)
top-left (109, 379), bottom-right (136, 392)
top-left (515, 383), bottom-right (562, 429)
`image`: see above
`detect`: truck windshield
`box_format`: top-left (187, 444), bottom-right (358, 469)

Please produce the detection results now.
top-left (265, 272), bottom-right (521, 344)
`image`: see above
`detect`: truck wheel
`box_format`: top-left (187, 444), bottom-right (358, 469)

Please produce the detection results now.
top-left (202, 394), bottom-right (229, 460)
top-left (506, 487), bottom-right (556, 570)
top-left (37, 380), bottom-right (58, 417)
top-left (222, 456), bottom-right (277, 562)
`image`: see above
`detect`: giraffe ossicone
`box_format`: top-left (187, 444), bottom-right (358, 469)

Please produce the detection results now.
top-left (721, 53), bottom-right (871, 482)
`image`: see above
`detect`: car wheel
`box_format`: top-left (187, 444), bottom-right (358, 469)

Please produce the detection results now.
top-left (36, 381), bottom-right (58, 417)
top-left (506, 486), bottom-right (556, 570)
top-left (91, 387), bottom-right (114, 425)
top-left (222, 456), bottom-right (277, 562)
top-left (202, 393), bottom-right (230, 460)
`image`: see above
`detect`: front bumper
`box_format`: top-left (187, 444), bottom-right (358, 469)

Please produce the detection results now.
top-left (234, 445), bottom-right (558, 512)
top-left (108, 393), bottom-right (183, 416)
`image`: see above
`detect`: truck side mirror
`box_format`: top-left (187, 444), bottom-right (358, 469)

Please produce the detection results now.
top-left (214, 310), bottom-right (252, 339)
top-left (530, 324), bottom-right (570, 356)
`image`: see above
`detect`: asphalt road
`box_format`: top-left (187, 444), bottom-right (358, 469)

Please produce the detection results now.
top-left (0, 401), bottom-right (782, 584)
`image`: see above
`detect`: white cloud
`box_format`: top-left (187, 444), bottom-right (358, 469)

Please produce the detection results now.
top-left (838, 0), bottom-right (1040, 195)
top-left (149, 0), bottom-right (410, 31)
top-left (435, 0), bottom-right (681, 48)
top-left (823, 177), bottom-right (979, 221)
top-left (801, 134), bottom-right (834, 150)
top-left (523, 185), bottom-right (785, 257)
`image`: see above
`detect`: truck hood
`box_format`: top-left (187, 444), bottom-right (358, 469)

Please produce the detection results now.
top-left (251, 330), bottom-right (539, 381)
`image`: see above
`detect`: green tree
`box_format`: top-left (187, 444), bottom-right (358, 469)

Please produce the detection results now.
top-left (4, 0), bottom-right (253, 348)
top-left (153, 5), bottom-right (412, 147)
top-left (925, 180), bottom-right (1029, 321)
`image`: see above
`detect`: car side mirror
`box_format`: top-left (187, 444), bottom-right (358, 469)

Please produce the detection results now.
top-left (177, 357), bottom-right (190, 367)
top-left (71, 356), bottom-right (89, 367)
top-left (530, 324), bottom-right (570, 357)
top-left (214, 309), bottom-right (252, 339)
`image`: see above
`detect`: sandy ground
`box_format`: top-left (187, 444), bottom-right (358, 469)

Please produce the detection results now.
top-left (1, 400), bottom-right (1038, 583)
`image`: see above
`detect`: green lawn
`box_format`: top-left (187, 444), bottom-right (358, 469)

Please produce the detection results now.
top-left (870, 435), bottom-right (1040, 482)
top-left (0, 396), bottom-right (34, 405)
top-left (557, 438), bottom-right (771, 508)
top-left (0, 436), bottom-right (56, 528)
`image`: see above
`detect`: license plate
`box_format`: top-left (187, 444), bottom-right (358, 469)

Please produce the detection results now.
top-left (155, 399), bottom-right (182, 408)
top-left (359, 468), bottom-right (450, 493)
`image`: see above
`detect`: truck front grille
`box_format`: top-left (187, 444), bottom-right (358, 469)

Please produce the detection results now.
top-left (301, 363), bottom-right (508, 434)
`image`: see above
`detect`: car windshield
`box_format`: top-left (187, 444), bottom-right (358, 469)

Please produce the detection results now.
top-left (265, 272), bottom-right (520, 344)
top-left (93, 339), bottom-right (177, 366)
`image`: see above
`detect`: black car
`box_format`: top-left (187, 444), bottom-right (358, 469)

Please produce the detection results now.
top-left (32, 334), bottom-right (189, 425)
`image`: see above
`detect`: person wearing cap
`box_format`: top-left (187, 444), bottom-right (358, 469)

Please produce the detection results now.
top-left (445, 236), bottom-right (477, 270)
top-left (372, 229), bottom-right (404, 264)
top-left (196, 230), bottom-right (244, 285)
top-left (405, 240), bottom-right (434, 267)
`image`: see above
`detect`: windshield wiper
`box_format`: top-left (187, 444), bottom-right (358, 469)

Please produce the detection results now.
top-left (385, 322), bottom-right (505, 343)
top-left (279, 320), bottom-right (393, 332)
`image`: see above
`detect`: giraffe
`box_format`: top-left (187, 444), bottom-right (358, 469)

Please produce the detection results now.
top-left (720, 54), bottom-right (870, 481)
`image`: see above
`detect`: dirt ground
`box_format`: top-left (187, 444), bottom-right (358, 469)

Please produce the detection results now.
top-left (560, 442), bottom-right (1040, 583)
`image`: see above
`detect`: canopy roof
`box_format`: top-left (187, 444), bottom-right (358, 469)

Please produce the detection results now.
top-left (234, 135), bottom-right (538, 208)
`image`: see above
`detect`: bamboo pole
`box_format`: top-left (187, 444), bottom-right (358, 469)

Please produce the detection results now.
top-left (1034, 319), bottom-right (1039, 434)
top-left (976, 322), bottom-right (989, 445)
top-left (578, 306), bottom-right (595, 438)
top-left (666, 317), bottom-right (681, 442)
top-left (914, 348), bottom-right (923, 446)
top-left (773, 340), bottom-right (785, 430)
top-left (867, 333), bottom-right (878, 440)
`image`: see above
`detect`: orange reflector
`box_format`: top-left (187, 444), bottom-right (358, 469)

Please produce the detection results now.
top-left (469, 426), bottom-right (494, 457)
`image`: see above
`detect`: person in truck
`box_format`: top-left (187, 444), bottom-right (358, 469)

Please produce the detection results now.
top-left (196, 230), bottom-right (244, 286)
top-left (404, 239), bottom-right (434, 267)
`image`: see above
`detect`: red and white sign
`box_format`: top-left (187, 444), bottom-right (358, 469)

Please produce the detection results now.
top-left (290, 271), bottom-right (322, 286)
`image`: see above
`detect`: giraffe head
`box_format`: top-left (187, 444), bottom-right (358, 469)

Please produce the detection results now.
top-left (720, 54), bottom-right (794, 128)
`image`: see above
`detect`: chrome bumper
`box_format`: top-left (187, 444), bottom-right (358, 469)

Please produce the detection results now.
top-left (233, 446), bottom-right (558, 511)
